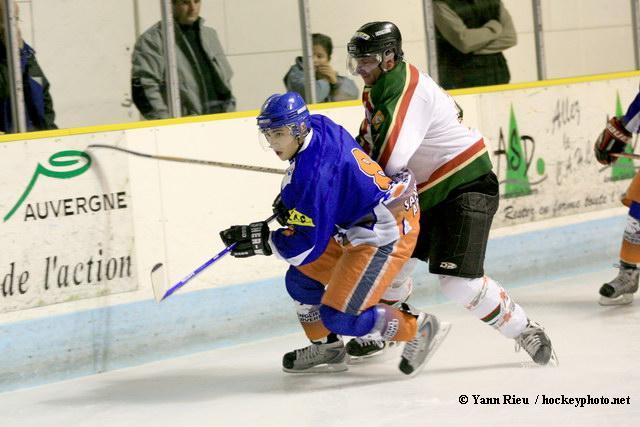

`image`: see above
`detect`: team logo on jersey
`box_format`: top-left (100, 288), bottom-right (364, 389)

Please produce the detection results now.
top-left (372, 110), bottom-right (385, 130)
top-left (287, 208), bottom-right (315, 227)
top-left (439, 261), bottom-right (458, 270)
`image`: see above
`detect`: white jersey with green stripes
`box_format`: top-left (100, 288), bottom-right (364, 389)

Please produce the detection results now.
top-left (357, 61), bottom-right (493, 210)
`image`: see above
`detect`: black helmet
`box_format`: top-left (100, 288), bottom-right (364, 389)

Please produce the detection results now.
top-left (347, 21), bottom-right (403, 60)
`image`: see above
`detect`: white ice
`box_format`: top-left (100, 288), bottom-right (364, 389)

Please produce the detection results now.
top-left (1, 269), bottom-right (639, 427)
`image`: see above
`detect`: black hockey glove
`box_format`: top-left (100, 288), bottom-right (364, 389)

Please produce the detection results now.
top-left (219, 221), bottom-right (272, 258)
top-left (594, 116), bottom-right (632, 165)
top-left (272, 194), bottom-right (290, 226)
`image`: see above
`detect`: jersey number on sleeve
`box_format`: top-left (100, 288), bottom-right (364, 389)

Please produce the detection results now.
top-left (351, 148), bottom-right (391, 190)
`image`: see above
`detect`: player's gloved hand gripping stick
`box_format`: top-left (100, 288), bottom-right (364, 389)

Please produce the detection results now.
top-left (151, 213), bottom-right (278, 302)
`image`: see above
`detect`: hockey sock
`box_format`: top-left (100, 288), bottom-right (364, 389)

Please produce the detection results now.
top-left (295, 302), bottom-right (331, 342)
top-left (440, 275), bottom-right (527, 339)
top-left (620, 202), bottom-right (640, 264)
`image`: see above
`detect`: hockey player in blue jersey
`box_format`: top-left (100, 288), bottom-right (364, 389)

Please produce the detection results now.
top-left (595, 90), bottom-right (640, 305)
top-left (220, 92), bottom-right (450, 375)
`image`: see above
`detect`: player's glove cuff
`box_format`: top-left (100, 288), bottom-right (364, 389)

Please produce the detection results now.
top-left (594, 117), bottom-right (632, 165)
top-left (247, 221), bottom-right (272, 256)
top-left (272, 194), bottom-right (289, 226)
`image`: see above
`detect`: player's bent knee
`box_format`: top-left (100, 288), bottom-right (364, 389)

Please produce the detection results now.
top-left (285, 267), bottom-right (324, 304)
top-left (319, 305), bottom-right (376, 336)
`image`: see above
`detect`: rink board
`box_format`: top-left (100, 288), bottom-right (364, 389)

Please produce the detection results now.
top-left (0, 72), bottom-right (638, 391)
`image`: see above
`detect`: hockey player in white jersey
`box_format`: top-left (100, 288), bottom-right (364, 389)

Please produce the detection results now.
top-left (344, 21), bottom-right (556, 366)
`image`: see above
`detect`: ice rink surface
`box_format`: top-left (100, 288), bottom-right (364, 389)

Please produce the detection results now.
top-left (1, 269), bottom-right (639, 427)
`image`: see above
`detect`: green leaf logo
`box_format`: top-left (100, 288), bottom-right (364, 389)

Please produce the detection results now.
top-left (504, 105), bottom-right (532, 198)
top-left (4, 150), bottom-right (92, 222)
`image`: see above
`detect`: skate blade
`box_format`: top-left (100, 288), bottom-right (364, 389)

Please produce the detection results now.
top-left (518, 348), bottom-right (559, 368)
top-left (403, 322), bottom-right (452, 377)
top-left (282, 360), bottom-right (348, 374)
top-left (599, 293), bottom-right (634, 306)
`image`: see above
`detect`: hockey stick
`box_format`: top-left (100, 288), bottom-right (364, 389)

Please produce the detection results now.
top-left (612, 152), bottom-right (640, 160)
top-left (87, 144), bottom-right (286, 175)
top-left (150, 213), bottom-right (278, 302)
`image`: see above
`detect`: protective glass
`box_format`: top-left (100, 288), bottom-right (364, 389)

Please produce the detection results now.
top-left (347, 53), bottom-right (382, 76)
top-left (258, 126), bottom-right (295, 151)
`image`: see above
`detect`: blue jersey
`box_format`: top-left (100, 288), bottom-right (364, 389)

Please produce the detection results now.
top-left (270, 115), bottom-right (415, 266)
top-left (624, 90), bottom-right (640, 133)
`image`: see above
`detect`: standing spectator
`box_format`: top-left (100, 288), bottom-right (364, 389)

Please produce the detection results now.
top-left (0, 1), bottom-right (56, 133)
top-left (132, 0), bottom-right (235, 119)
top-left (433, 0), bottom-right (517, 90)
top-left (284, 33), bottom-right (358, 103)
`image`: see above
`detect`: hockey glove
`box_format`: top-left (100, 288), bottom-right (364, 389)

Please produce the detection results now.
top-left (594, 116), bottom-right (632, 165)
top-left (272, 194), bottom-right (289, 226)
top-left (219, 221), bottom-right (272, 257)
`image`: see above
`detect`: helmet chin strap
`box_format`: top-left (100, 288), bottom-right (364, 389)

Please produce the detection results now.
top-left (378, 50), bottom-right (397, 73)
top-left (292, 128), bottom-right (309, 158)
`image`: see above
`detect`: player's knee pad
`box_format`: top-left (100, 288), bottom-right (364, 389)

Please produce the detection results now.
top-left (381, 258), bottom-right (417, 303)
top-left (285, 267), bottom-right (324, 305)
top-left (439, 274), bottom-right (486, 305)
top-left (319, 305), bottom-right (376, 337)
top-left (439, 275), bottom-right (501, 314)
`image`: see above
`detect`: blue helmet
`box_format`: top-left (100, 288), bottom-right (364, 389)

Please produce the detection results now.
top-left (257, 92), bottom-right (310, 137)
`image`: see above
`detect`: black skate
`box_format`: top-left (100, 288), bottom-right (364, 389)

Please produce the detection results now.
top-left (346, 337), bottom-right (400, 360)
top-left (599, 263), bottom-right (639, 306)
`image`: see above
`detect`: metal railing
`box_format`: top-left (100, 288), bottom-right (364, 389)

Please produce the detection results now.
top-left (2, 1), bottom-right (640, 132)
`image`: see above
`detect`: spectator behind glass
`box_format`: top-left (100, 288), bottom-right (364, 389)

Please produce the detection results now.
top-left (132, 0), bottom-right (235, 119)
top-left (284, 33), bottom-right (358, 103)
top-left (433, 0), bottom-right (516, 90)
top-left (0, 1), bottom-right (56, 133)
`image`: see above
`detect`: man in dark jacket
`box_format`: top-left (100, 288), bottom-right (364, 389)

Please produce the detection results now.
top-left (131, 0), bottom-right (235, 119)
top-left (0, 1), bottom-right (57, 133)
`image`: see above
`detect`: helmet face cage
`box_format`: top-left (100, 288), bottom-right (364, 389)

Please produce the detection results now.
top-left (346, 51), bottom-right (400, 76)
top-left (346, 21), bottom-right (403, 72)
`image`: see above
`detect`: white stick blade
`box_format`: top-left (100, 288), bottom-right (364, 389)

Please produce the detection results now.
top-left (150, 263), bottom-right (168, 303)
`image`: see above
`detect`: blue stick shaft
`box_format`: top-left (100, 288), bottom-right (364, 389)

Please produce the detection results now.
top-left (160, 213), bottom-right (277, 301)
top-left (160, 243), bottom-right (236, 301)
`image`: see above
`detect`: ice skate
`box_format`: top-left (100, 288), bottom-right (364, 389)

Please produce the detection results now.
top-left (515, 320), bottom-right (558, 366)
top-left (599, 263), bottom-right (639, 306)
top-left (399, 311), bottom-right (451, 376)
top-left (282, 339), bottom-right (348, 373)
top-left (346, 337), bottom-right (400, 360)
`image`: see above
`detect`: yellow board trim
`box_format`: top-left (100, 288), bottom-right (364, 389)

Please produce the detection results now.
top-left (2, 69), bottom-right (639, 144)
top-left (447, 70), bottom-right (640, 96)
